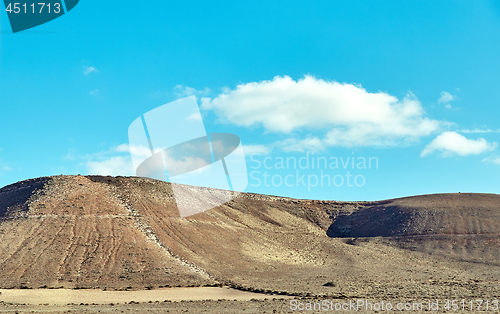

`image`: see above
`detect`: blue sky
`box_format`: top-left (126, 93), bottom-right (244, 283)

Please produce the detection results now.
top-left (1, 0), bottom-right (500, 201)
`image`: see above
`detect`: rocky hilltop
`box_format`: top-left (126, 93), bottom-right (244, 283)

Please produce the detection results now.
top-left (0, 175), bottom-right (499, 298)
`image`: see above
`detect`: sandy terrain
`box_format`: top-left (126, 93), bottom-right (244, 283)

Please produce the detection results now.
top-left (0, 287), bottom-right (286, 305)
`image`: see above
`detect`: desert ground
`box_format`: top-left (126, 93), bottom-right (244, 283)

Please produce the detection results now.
top-left (0, 287), bottom-right (288, 304)
top-left (0, 175), bottom-right (499, 313)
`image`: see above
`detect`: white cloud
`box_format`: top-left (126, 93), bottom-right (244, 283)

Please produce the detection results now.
top-left (174, 85), bottom-right (211, 98)
top-left (116, 143), bottom-right (151, 159)
top-left (84, 66), bottom-right (98, 75)
top-left (115, 143), bottom-right (155, 171)
top-left (88, 144), bottom-right (210, 178)
top-left (202, 75), bottom-right (441, 148)
top-left (86, 156), bottom-right (134, 176)
top-left (438, 91), bottom-right (456, 103)
top-left (80, 144), bottom-right (145, 176)
top-left (421, 131), bottom-right (497, 157)
top-left (89, 89), bottom-right (99, 96)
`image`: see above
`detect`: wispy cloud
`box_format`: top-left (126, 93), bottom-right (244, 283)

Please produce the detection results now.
top-left (63, 148), bottom-right (78, 161)
top-left (438, 91), bottom-right (456, 104)
top-left (421, 131), bottom-right (497, 157)
top-left (483, 156), bottom-right (500, 165)
top-left (174, 85), bottom-right (211, 98)
top-left (86, 156), bottom-right (134, 176)
top-left (84, 66), bottom-right (98, 75)
top-left (437, 91), bottom-right (456, 109)
top-left (242, 144), bottom-right (272, 156)
top-left (460, 128), bottom-right (500, 134)
top-left (149, 85), bottom-right (211, 101)
top-left (279, 137), bottom-right (325, 153)
top-left (66, 145), bottom-right (136, 176)
top-left (82, 143), bottom-right (214, 178)
top-left (89, 89), bottom-right (99, 96)
top-left (116, 143), bottom-right (151, 159)
top-left (186, 112), bottom-right (202, 121)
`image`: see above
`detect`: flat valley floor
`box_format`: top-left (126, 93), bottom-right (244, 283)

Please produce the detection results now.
top-left (0, 288), bottom-right (498, 313)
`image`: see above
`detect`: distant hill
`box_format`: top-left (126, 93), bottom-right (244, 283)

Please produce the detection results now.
top-left (328, 193), bottom-right (500, 237)
top-left (0, 175), bottom-right (499, 298)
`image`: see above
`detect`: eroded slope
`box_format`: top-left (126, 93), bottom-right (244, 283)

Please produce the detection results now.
top-left (0, 176), bottom-right (499, 299)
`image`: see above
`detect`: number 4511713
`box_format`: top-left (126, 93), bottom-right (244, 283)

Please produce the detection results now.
top-left (5, 3), bottom-right (61, 14)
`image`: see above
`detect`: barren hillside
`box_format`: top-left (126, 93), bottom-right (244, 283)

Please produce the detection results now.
top-left (0, 175), bottom-right (499, 299)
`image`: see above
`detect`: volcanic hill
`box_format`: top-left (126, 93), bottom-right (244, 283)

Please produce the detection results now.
top-left (0, 175), bottom-right (499, 298)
